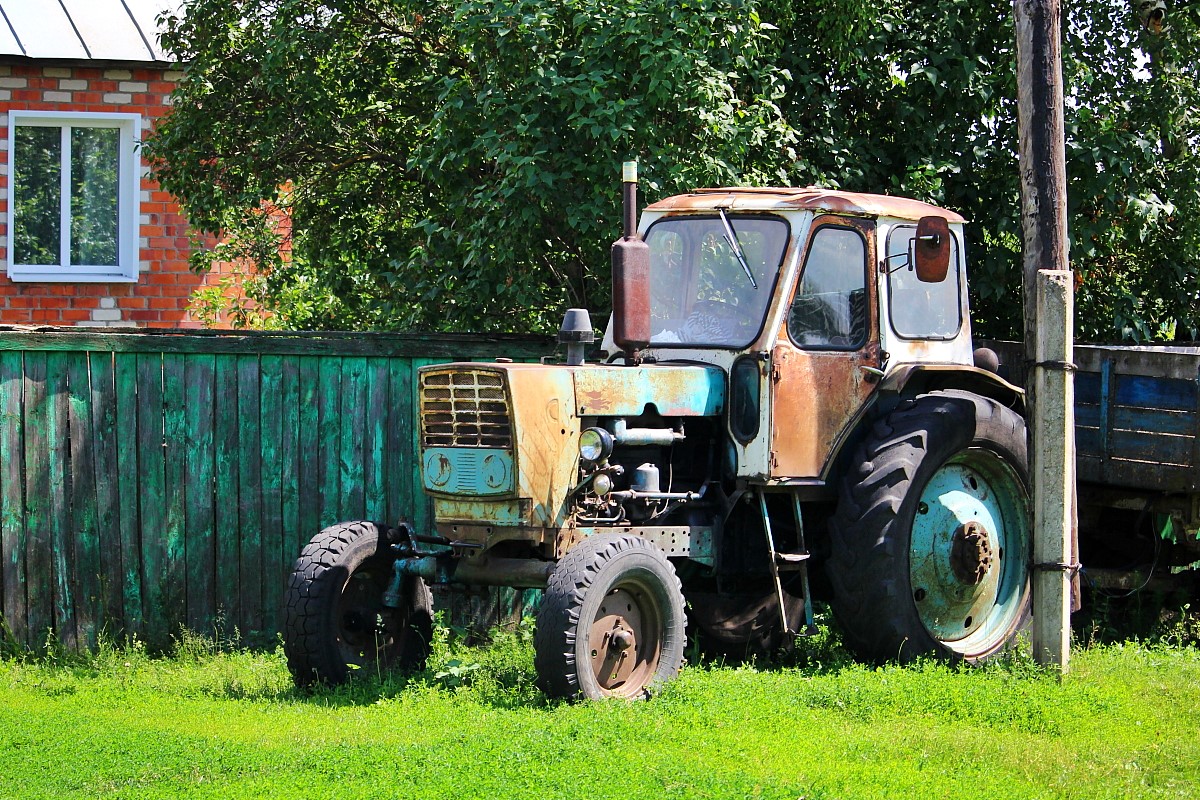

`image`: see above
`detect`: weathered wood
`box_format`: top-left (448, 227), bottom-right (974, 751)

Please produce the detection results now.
top-left (0, 331), bottom-right (549, 649)
top-left (0, 351), bottom-right (25, 646)
top-left (317, 357), bottom-right (342, 529)
top-left (213, 356), bottom-right (241, 635)
top-left (1016, 0), bottom-right (1074, 671)
top-left (66, 352), bottom-right (100, 649)
top-left (279, 356), bottom-right (302, 591)
top-left (88, 353), bottom-right (124, 639)
top-left (114, 354), bottom-right (142, 636)
top-left (339, 357), bottom-right (368, 522)
top-left (0, 327), bottom-right (552, 359)
top-left (22, 352), bottom-right (52, 648)
top-left (296, 357), bottom-right (321, 558)
top-left (184, 354), bottom-right (216, 632)
top-left (386, 359), bottom-right (416, 527)
top-left (259, 354), bottom-right (285, 637)
top-left (137, 353), bottom-right (168, 649)
top-left (236, 354), bottom-right (264, 640)
top-left (364, 358), bottom-right (389, 524)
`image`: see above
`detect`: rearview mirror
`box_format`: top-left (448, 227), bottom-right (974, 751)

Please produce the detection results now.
top-left (914, 216), bottom-right (951, 283)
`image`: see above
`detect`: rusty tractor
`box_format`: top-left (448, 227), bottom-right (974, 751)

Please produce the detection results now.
top-left (283, 163), bottom-right (1031, 700)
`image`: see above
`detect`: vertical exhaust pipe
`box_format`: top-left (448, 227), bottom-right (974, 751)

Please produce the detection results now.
top-left (610, 160), bottom-right (651, 364)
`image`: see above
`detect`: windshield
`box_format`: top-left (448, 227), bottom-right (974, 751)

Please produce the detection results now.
top-left (645, 215), bottom-right (789, 347)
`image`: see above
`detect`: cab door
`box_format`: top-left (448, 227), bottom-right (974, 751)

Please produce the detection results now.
top-left (768, 215), bottom-right (882, 479)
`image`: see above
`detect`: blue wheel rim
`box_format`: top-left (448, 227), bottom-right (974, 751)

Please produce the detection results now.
top-left (909, 448), bottom-right (1029, 655)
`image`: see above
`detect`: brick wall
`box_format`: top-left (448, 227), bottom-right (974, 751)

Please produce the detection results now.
top-left (0, 62), bottom-right (254, 328)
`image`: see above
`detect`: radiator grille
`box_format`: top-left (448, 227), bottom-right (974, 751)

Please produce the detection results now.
top-left (420, 368), bottom-right (513, 448)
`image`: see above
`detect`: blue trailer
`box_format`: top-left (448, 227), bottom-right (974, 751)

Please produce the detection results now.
top-left (989, 341), bottom-right (1200, 591)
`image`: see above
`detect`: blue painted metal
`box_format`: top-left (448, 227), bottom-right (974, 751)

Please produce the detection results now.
top-left (572, 364), bottom-right (725, 417)
top-left (909, 452), bottom-right (1028, 653)
top-left (422, 447), bottom-right (514, 496)
top-left (1101, 357), bottom-right (1113, 466)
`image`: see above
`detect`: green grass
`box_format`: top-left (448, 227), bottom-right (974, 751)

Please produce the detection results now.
top-left (2, 620), bottom-right (1198, 800)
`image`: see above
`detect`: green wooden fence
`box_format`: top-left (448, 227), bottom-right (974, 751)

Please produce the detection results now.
top-left (0, 327), bottom-right (552, 651)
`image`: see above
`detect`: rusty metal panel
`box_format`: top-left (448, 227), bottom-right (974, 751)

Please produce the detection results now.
top-left (508, 366), bottom-right (580, 527)
top-left (647, 188), bottom-right (965, 224)
top-left (769, 215), bottom-right (882, 479)
top-left (572, 364), bottom-right (725, 417)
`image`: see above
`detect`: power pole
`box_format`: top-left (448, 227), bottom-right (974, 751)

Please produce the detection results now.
top-left (1014, 0), bottom-right (1076, 670)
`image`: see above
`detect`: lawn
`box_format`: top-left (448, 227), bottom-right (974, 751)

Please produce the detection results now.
top-left (2, 620), bottom-right (1198, 800)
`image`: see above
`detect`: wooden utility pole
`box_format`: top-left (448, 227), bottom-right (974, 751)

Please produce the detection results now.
top-left (1014, 0), bottom-right (1076, 670)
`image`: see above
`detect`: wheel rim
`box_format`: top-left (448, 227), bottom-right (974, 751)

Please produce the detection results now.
top-left (587, 576), bottom-right (664, 698)
top-left (335, 560), bottom-right (406, 670)
top-left (909, 448), bottom-right (1029, 657)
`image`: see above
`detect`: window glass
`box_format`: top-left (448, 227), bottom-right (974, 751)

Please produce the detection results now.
top-left (13, 126), bottom-right (62, 266)
top-left (787, 226), bottom-right (867, 349)
top-left (70, 127), bottom-right (120, 266)
top-left (646, 215), bottom-right (788, 347)
top-left (886, 225), bottom-right (962, 339)
top-left (8, 114), bottom-right (137, 281)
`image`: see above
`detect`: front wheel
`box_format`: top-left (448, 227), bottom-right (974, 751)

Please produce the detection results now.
top-left (535, 534), bottom-right (686, 700)
top-left (827, 390), bottom-right (1031, 663)
top-left (283, 521), bottom-right (433, 687)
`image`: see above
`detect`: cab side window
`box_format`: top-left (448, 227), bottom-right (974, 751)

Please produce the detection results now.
top-left (885, 225), bottom-right (962, 339)
top-left (787, 226), bottom-right (867, 349)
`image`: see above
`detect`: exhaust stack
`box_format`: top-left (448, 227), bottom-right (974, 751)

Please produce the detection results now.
top-left (610, 160), bottom-right (651, 364)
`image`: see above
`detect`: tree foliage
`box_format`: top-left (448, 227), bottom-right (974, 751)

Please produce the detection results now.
top-left (148, 0), bottom-right (1200, 341)
top-left (148, 0), bottom-right (794, 332)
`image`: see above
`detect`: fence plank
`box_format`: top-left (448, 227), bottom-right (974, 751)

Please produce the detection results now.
top-left (66, 353), bottom-right (99, 649)
top-left (162, 353), bottom-right (189, 640)
top-left (213, 357), bottom-right (240, 634)
top-left (339, 357), bottom-right (367, 522)
top-left (317, 357), bottom-right (342, 529)
top-left (364, 357), bottom-right (389, 524)
top-left (22, 352), bottom-right (52, 647)
top-left (296, 356), bottom-right (321, 551)
top-left (45, 353), bottom-right (76, 650)
top-left (114, 354), bottom-right (142, 637)
top-left (237, 354), bottom-right (264, 641)
top-left (280, 356), bottom-right (301, 577)
top-left (136, 353), bottom-right (168, 649)
top-left (386, 358), bottom-right (415, 527)
top-left (259, 354), bottom-right (285, 636)
top-left (184, 354), bottom-right (216, 633)
top-left (88, 354), bottom-right (123, 640)
top-left (0, 351), bottom-right (25, 646)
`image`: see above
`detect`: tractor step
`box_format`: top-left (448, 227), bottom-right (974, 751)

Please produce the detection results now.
top-left (775, 551), bottom-right (810, 571)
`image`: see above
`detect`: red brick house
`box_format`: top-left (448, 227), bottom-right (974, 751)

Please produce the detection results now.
top-left (0, 0), bottom-right (244, 328)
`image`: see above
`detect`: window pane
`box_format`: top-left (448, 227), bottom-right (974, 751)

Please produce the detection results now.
top-left (13, 126), bottom-right (62, 266)
top-left (788, 227), bottom-right (867, 348)
top-left (646, 216), bottom-right (788, 347)
top-left (70, 127), bottom-right (120, 266)
top-left (886, 226), bottom-right (962, 339)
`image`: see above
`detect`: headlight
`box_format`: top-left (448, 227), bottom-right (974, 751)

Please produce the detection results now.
top-left (578, 427), bottom-right (614, 463)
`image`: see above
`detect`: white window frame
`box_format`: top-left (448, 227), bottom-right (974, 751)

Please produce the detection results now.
top-left (6, 110), bottom-right (141, 283)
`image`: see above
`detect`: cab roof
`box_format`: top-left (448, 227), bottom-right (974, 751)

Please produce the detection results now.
top-left (645, 187), bottom-right (966, 223)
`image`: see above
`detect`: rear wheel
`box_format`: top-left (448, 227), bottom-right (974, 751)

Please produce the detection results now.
top-left (535, 534), bottom-right (686, 700)
top-left (827, 391), bottom-right (1031, 662)
top-left (284, 521), bottom-right (433, 687)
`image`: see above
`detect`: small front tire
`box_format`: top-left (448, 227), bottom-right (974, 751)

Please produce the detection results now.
top-left (283, 521), bottom-right (433, 687)
top-left (535, 534), bottom-right (686, 700)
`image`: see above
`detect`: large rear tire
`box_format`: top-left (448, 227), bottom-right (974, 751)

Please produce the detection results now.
top-left (535, 534), bottom-right (686, 700)
top-left (827, 390), bottom-right (1031, 663)
top-left (284, 521), bottom-right (433, 687)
